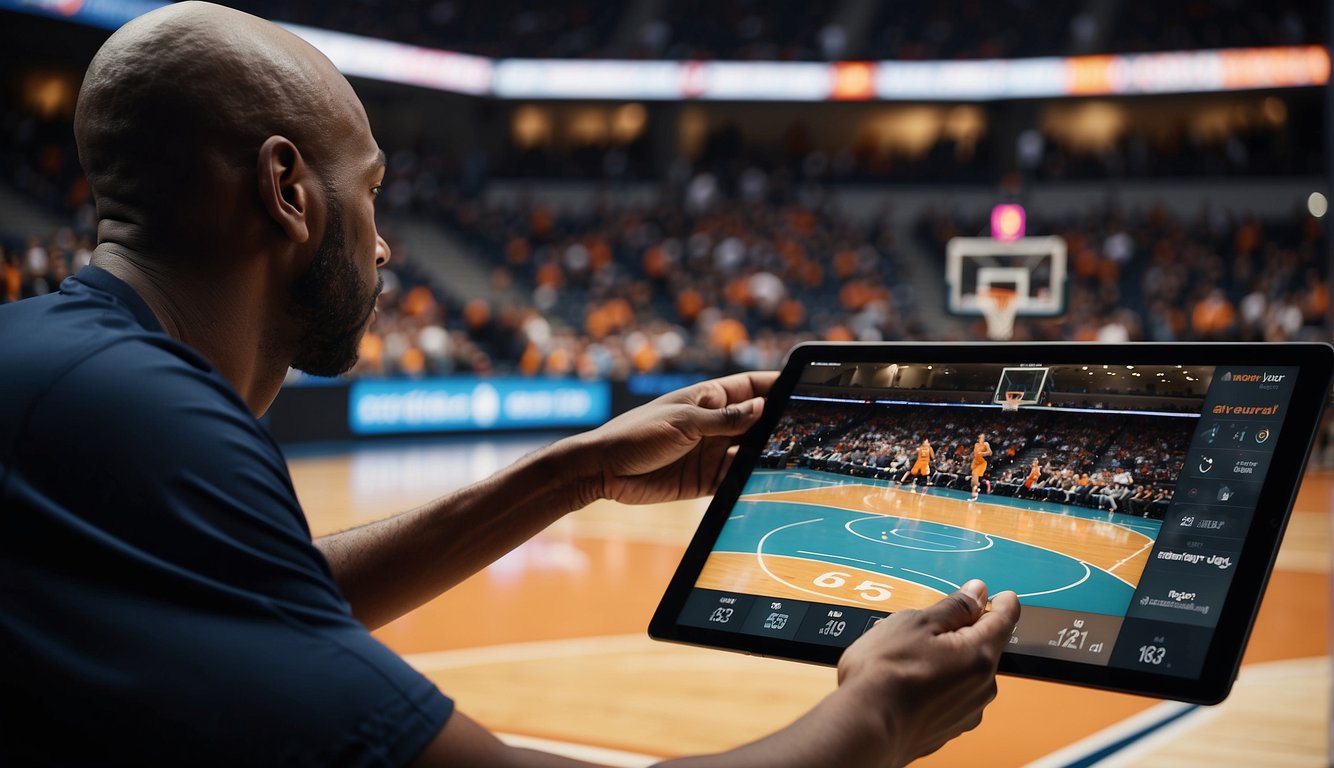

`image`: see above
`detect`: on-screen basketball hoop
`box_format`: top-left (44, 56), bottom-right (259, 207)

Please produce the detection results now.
top-left (979, 287), bottom-right (1019, 341)
top-left (991, 366), bottom-right (1048, 410)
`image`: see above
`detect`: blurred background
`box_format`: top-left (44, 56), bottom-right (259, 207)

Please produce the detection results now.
top-left (1, 0), bottom-right (1329, 443)
top-left (1, 3), bottom-right (1331, 764)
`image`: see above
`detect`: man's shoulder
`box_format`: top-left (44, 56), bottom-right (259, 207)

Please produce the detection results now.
top-left (2, 286), bottom-right (297, 541)
top-left (0, 279), bottom-right (249, 452)
top-left (5, 298), bottom-right (211, 402)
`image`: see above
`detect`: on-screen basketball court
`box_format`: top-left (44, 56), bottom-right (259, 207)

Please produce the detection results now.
top-left (695, 469), bottom-right (1157, 617)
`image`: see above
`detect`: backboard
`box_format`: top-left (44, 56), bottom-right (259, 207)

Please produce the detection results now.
top-left (945, 235), bottom-right (1068, 318)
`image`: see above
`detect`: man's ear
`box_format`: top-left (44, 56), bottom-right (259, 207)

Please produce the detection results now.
top-left (257, 135), bottom-right (312, 245)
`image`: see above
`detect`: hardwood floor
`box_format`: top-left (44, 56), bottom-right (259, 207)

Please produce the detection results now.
top-left (291, 438), bottom-right (1332, 766)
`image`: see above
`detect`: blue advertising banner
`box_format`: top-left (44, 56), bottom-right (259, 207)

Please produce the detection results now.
top-left (349, 377), bottom-right (611, 435)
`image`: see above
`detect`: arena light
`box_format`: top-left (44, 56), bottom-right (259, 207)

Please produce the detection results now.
top-left (0, 0), bottom-right (495, 95)
top-left (695, 61), bottom-right (835, 101)
top-left (1308, 192), bottom-right (1328, 219)
top-left (1, 1), bottom-right (1326, 101)
top-left (1072, 46), bottom-right (1330, 95)
top-left (502, 45), bottom-right (1329, 100)
top-left (494, 60), bottom-right (682, 100)
top-left (831, 62), bottom-right (877, 100)
top-left (285, 24), bottom-right (492, 96)
top-left (876, 57), bottom-right (1068, 100)
top-left (990, 204), bottom-right (1026, 242)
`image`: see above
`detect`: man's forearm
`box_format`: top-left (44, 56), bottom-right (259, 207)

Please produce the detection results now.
top-left (412, 684), bottom-right (900, 768)
top-left (316, 371), bottom-right (776, 630)
top-left (654, 683), bottom-right (899, 768)
top-left (316, 439), bottom-right (593, 629)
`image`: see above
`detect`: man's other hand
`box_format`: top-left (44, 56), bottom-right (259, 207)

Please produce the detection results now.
top-left (566, 371), bottom-right (778, 507)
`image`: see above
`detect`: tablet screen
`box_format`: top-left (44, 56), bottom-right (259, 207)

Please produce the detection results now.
top-left (656, 347), bottom-right (1327, 699)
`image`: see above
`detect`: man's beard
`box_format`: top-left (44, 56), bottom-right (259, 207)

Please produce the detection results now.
top-left (288, 197), bottom-right (380, 377)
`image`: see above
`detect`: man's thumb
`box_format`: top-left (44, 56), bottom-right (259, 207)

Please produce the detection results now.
top-left (922, 579), bottom-right (988, 633)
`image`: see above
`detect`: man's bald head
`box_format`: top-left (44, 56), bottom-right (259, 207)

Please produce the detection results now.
top-left (75, 1), bottom-right (359, 248)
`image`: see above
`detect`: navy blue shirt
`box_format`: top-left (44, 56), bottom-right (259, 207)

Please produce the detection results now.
top-left (0, 268), bottom-right (452, 765)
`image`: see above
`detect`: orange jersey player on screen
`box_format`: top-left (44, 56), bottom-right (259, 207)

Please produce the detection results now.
top-left (899, 439), bottom-right (935, 489)
top-left (969, 433), bottom-right (992, 501)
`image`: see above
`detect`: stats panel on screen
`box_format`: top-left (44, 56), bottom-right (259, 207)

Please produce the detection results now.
top-left (652, 344), bottom-right (1332, 701)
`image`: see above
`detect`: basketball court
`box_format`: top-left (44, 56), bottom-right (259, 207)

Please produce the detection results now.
top-left (695, 469), bottom-right (1157, 617)
top-left (291, 436), bottom-right (1332, 767)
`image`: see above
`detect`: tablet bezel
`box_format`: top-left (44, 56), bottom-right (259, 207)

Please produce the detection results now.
top-left (649, 342), bottom-right (1333, 704)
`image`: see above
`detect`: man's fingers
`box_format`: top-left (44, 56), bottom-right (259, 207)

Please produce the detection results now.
top-left (968, 590), bottom-right (1021, 647)
top-left (919, 579), bottom-right (987, 634)
top-left (720, 370), bottom-right (779, 400)
top-left (690, 396), bottom-right (766, 437)
top-left (689, 371), bottom-right (779, 409)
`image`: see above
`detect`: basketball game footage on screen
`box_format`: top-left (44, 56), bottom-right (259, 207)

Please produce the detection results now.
top-left (652, 343), bottom-right (1333, 702)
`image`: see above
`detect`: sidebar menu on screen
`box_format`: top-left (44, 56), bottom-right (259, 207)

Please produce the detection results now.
top-left (1109, 367), bottom-right (1297, 678)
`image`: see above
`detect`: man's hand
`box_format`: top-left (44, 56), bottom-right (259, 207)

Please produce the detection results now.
top-left (836, 580), bottom-right (1021, 768)
top-left (411, 580), bottom-right (1020, 768)
top-left (566, 371), bottom-right (778, 506)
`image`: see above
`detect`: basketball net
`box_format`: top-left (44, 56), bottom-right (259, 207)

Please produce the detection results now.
top-left (1002, 390), bottom-right (1025, 412)
top-left (978, 287), bottom-right (1018, 341)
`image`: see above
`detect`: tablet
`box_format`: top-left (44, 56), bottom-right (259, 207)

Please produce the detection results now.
top-left (650, 342), bottom-right (1333, 704)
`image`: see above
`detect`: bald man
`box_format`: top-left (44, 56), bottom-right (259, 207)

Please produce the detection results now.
top-left (0, 4), bottom-right (1018, 766)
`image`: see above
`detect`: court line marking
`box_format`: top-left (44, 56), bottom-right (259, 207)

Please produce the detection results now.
top-left (398, 635), bottom-right (1325, 768)
top-left (744, 496), bottom-right (1138, 592)
top-left (748, 549), bottom-right (931, 606)
top-left (910, 529), bottom-right (976, 542)
top-left (497, 733), bottom-right (659, 767)
top-left (1021, 700), bottom-right (1201, 768)
top-left (758, 515), bottom-right (1007, 601)
top-left (1090, 566), bottom-right (1134, 589)
top-left (951, 495), bottom-right (1159, 551)
top-left (844, 517), bottom-right (995, 553)
top-left (1107, 539), bottom-right (1154, 574)
top-left (730, 472), bottom-right (849, 496)
top-left (889, 530), bottom-right (962, 547)
top-left (1025, 657), bottom-right (1329, 768)
top-left (855, 512), bottom-right (1103, 599)
top-left (744, 473), bottom-right (1159, 545)
top-left (785, 473), bottom-right (844, 485)
top-left (715, 546), bottom-right (925, 591)
top-left (896, 567), bottom-right (960, 592)
top-left (798, 550), bottom-right (875, 565)
top-left (883, 509), bottom-right (1106, 596)
top-left (857, 514), bottom-right (1091, 599)
top-left (1117, 520), bottom-right (1163, 537)
top-left (738, 477), bottom-right (887, 501)
top-left (756, 518), bottom-right (851, 603)
top-left (1014, 561), bottom-right (1091, 598)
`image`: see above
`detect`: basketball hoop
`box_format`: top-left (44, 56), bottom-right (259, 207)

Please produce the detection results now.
top-left (978, 287), bottom-right (1019, 341)
top-left (1002, 390), bottom-right (1025, 412)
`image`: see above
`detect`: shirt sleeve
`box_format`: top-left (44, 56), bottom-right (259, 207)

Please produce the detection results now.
top-left (3, 338), bottom-right (451, 766)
